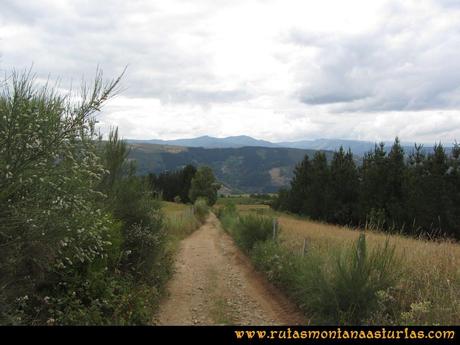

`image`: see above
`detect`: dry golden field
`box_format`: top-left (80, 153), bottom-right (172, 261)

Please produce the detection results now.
top-left (162, 201), bottom-right (188, 214)
top-left (235, 204), bottom-right (460, 324)
top-left (162, 201), bottom-right (201, 247)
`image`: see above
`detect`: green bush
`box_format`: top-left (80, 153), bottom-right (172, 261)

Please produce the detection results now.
top-left (222, 201), bottom-right (237, 215)
top-left (100, 129), bottom-right (168, 287)
top-left (0, 69), bottom-right (132, 324)
top-left (43, 271), bottom-right (162, 325)
top-left (0, 69), bottom-right (171, 325)
top-left (122, 213), bottom-right (166, 281)
top-left (189, 166), bottom-right (220, 206)
top-left (219, 213), bottom-right (239, 234)
top-left (234, 214), bottom-right (274, 252)
top-left (194, 197), bottom-right (209, 223)
top-left (109, 177), bottom-right (161, 228)
top-left (216, 202), bottom-right (239, 232)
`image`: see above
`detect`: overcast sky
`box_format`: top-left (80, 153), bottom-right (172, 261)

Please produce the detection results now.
top-left (1, 0), bottom-right (460, 143)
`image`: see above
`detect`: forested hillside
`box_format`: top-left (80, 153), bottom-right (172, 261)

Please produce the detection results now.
top-left (128, 143), bottom-right (334, 193)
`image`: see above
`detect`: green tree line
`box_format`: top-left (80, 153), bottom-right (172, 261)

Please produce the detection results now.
top-left (272, 138), bottom-right (460, 239)
top-left (148, 165), bottom-right (219, 206)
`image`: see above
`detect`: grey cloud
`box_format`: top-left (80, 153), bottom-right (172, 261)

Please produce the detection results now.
top-left (2, 0), bottom-right (460, 143)
top-left (0, 0), bottom-right (252, 106)
top-left (299, 93), bottom-right (368, 105)
top-left (290, 2), bottom-right (460, 112)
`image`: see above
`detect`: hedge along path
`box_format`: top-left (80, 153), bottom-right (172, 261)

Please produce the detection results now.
top-left (155, 213), bottom-right (306, 325)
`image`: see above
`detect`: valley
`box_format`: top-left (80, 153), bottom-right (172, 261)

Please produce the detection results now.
top-left (128, 143), bottom-right (333, 193)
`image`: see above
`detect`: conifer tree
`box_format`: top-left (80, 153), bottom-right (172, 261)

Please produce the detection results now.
top-left (385, 138), bottom-right (407, 228)
top-left (287, 155), bottom-right (312, 214)
top-left (309, 151), bottom-right (330, 220)
top-left (329, 147), bottom-right (359, 224)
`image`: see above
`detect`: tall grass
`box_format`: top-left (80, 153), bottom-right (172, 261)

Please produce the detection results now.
top-left (331, 234), bottom-right (399, 324)
top-left (250, 233), bottom-right (399, 324)
top-left (218, 205), bottom-right (459, 325)
top-left (164, 206), bottom-right (200, 242)
top-left (274, 213), bottom-right (460, 325)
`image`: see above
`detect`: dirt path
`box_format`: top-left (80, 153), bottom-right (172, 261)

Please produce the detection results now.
top-left (155, 213), bottom-right (306, 325)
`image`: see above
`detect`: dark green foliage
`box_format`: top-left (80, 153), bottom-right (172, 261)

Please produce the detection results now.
top-left (359, 142), bottom-right (389, 220)
top-left (148, 164), bottom-right (197, 203)
top-left (329, 147), bottom-right (359, 224)
top-left (180, 165), bottom-right (198, 202)
top-left (288, 155), bottom-right (312, 214)
top-left (273, 138), bottom-right (460, 239)
top-left (270, 187), bottom-right (290, 211)
top-left (100, 129), bottom-right (168, 286)
top-left (281, 151), bottom-right (335, 220)
top-left (309, 152), bottom-right (330, 220)
top-left (189, 166), bottom-right (220, 206)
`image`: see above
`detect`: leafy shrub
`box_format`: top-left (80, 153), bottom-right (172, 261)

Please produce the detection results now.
top-left (36, 272), bottom-right (162, 325)
top-left (100, 130), bottom-right (168, 286)
top-left (234, 214), bottom-right (274, 252)
top-left (109, 177), bottom-right (161, 228)
top-left (0, 69), bottom-right (129, 324)
top-left (0, 69), bottom-right (170, 325)
top-left (189, 166), bottom-right (220, 206)
top-left (122, 212), bottom-right (166, 282)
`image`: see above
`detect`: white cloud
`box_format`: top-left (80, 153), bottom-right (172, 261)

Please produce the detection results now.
top-left (1, 0), bottom-right (459, 143)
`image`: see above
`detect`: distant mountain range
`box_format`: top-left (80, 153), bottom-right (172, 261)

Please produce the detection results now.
top-left (128, 135), bottom-right (451, 156)
top-left (128, 135), bottom-right (278, 149)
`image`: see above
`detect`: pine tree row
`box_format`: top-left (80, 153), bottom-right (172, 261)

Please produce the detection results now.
top-left (273, 138), bottom-right (460, 239)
